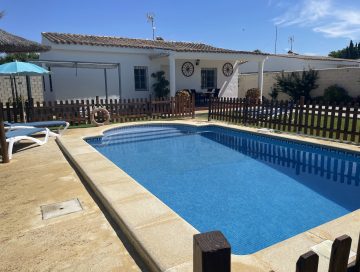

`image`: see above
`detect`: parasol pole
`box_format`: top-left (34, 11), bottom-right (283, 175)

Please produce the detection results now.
top-left (19, 73), bottom-right (26, 123)
top-left (13, 72), bottom-right (26, 123)
top-left (0, 111), bottom-right (9, 163)
top-left (21, 91), bottom-right (26, 123)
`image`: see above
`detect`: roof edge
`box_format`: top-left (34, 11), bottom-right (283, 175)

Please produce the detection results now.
top-left (41, 32), bottom-right (269, 56)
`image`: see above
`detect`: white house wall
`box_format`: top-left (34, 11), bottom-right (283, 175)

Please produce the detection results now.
top-left (239, 55), bottom-right (359, 73)
top-left (239, 67), bottom-right (360, 99)
top-left (173, 59), bottom-right (239, 97)
top-left (40, 48), bottom-right (162, 101)
top-left (40, 47), bottom-right (242, 100)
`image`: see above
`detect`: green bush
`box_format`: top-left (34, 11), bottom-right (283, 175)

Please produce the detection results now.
top-left (323, 85), bottom-right (351, 103)
top-left (151, 71), bottom-right (170, 98)
top-left (274, 69), bottom-right (319, 101)
top-left (269, 86), bottom-right (279, 100)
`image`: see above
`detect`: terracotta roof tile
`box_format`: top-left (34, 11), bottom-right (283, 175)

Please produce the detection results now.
top-left (42, 32), bottom-right (267, 55)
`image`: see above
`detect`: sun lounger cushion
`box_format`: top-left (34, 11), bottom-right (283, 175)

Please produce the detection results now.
top-left (6, 127), bottom-right (46, 138)
top-left (5, 120), bottom-right (68, 128)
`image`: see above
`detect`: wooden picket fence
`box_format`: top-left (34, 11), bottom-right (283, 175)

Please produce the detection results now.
top-left (0, 96), bottom-right (195, 125)
top-left (208, 97), bottom-right (360, 143)
top-left (194, 231), bottom-right (360, 272)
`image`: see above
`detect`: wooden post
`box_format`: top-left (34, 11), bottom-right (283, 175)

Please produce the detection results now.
top-left (0, 113), bottom-right (9, 163)
top-left (193, 231), bottom-right (231, 272)
top-left (149, 95), bottom-right (153, 119)
top-left (296, 251), bottom-right (319, 272)
top-left (297, 96), bottom-right (305, 134)
top-left (329, 235), bottom-right (352, 272)
top-left (192, 94), bottom-right (195, 119)
top-left (208, 96), bottom-right (212, 121)
top-left (348, 233), bottom-right (360, 272)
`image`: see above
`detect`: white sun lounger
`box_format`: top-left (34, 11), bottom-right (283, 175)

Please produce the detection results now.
top-left (4, 120), bottom-right (69, 137)
top-left (5, 127), bottom-right (50, 159)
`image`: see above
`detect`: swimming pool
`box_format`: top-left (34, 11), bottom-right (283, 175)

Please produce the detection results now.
top-left (87, 124), bottom-right (360, 254)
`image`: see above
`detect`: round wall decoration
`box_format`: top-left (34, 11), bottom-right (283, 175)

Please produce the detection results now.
top-left (222, 63), bottom-right (234, 77)
top-left (181, 62), bottom-right (194, 77)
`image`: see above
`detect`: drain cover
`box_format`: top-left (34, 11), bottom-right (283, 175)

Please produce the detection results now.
top-left (41, 198), bottom-right (83, 220)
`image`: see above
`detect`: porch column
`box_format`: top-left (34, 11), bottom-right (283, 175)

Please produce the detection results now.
top-left (169, 55), bottom-right (176, 97)
top-left (257, 59), bottom-right (265, 101)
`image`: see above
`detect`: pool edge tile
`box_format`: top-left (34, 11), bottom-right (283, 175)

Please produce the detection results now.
top-left (57, 120), bottom-right (360, 272)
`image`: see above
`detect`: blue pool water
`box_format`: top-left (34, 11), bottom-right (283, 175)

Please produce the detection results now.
top-left (87, 124), bottom-right (360, 254)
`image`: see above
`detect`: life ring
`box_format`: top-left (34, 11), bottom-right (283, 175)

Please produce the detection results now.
top-left (90, 107), bottom-right (110, 126)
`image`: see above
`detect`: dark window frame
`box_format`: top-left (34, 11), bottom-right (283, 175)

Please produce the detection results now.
top-left (201, 68), bottom-right (217, 89)
top-left (134, 66), bottom-right (149, 91)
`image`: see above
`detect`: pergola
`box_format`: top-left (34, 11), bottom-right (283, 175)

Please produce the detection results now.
top-left (31, 59), bottom-right (122, 100)
top-left (0, 29), bottom-right (50, 163)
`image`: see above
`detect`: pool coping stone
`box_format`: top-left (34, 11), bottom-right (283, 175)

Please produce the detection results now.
top-left (57, 119), bottom-right (360, 272)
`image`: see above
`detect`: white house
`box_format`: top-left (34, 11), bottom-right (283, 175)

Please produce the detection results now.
top-left (239, 53), bottom-right (360, 74)
top-left (38, 32), bottom-right (268, 101)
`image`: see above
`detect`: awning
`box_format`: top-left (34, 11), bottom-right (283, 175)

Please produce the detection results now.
top-left (31, 60), bottom-right (119, 69)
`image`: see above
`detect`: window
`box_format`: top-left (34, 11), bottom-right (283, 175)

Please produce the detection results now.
top-left (134, 66), bottom-right (148, 91)
top-left (201, 68), bottom-right (217, 89)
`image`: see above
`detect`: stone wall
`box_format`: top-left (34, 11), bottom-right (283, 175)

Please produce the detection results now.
top-left (0, 76), bottom-right (44, 103)
top-left (239, 67), bottom-right (360, 100)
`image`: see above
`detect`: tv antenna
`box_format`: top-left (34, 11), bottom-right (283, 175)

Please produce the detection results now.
top-left (274, 25), bottom-right (278, 54)
top-left (288, 36), bottom-right (295, 52)
top-left (147, 13), bottom-right (156, 40)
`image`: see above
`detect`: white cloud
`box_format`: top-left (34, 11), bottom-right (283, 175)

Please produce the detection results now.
top-left (273, 0), bottom-right (360, 40)
top-left (274, 0), bottom-right (331, 26)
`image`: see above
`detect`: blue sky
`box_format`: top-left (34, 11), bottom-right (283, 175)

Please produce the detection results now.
top-left (2, 0), bottom-right (360, 56)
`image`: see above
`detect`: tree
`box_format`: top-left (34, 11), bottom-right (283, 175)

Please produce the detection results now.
top-left (151, 71), bottom-right (169, 98)
top-left (0, 52), bottom-right (39, 64)
top-left (329, 40), bottom-right (360, 59)
top-left (349, 40), bottom-right (355, 58)
top-left (253, 49), bottom-right (262, 54)
top-left (274, 69), bottom-right (319, 101)
top-left (323, 85), bottom-right (351, 103)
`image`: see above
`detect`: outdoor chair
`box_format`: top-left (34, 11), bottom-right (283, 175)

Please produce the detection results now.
top-left (214, 88), bottom-right (220, 98)
top-left (191, 89), bottom-right (205, 107)
top-left (5, 127), bottom-right (50, 159)
top-left (4, 120), bottom-right (69, 137)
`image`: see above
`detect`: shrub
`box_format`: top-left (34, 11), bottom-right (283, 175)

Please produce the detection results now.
top-left (354, 95), bottom-right (360, 103)
top-left (175, 89), bottom-right (191, 99)
top-left (246, 88), bottom-right (260, 100)
top-left (310, 96), bottom-right (324, 103)
top-left (269, 86), bottom-right (279, 100)
top-left (323, 85), bottom-right (351, 103)
top-left (151, 71), bottom-right (169, 98)
top-left (274, 69), bottom-right (319, 101)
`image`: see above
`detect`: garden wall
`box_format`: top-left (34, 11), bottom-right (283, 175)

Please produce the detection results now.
top-left (0, 76), bottom-right (44, 102)
top-left (238, 67), bottom-right (360, 100)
